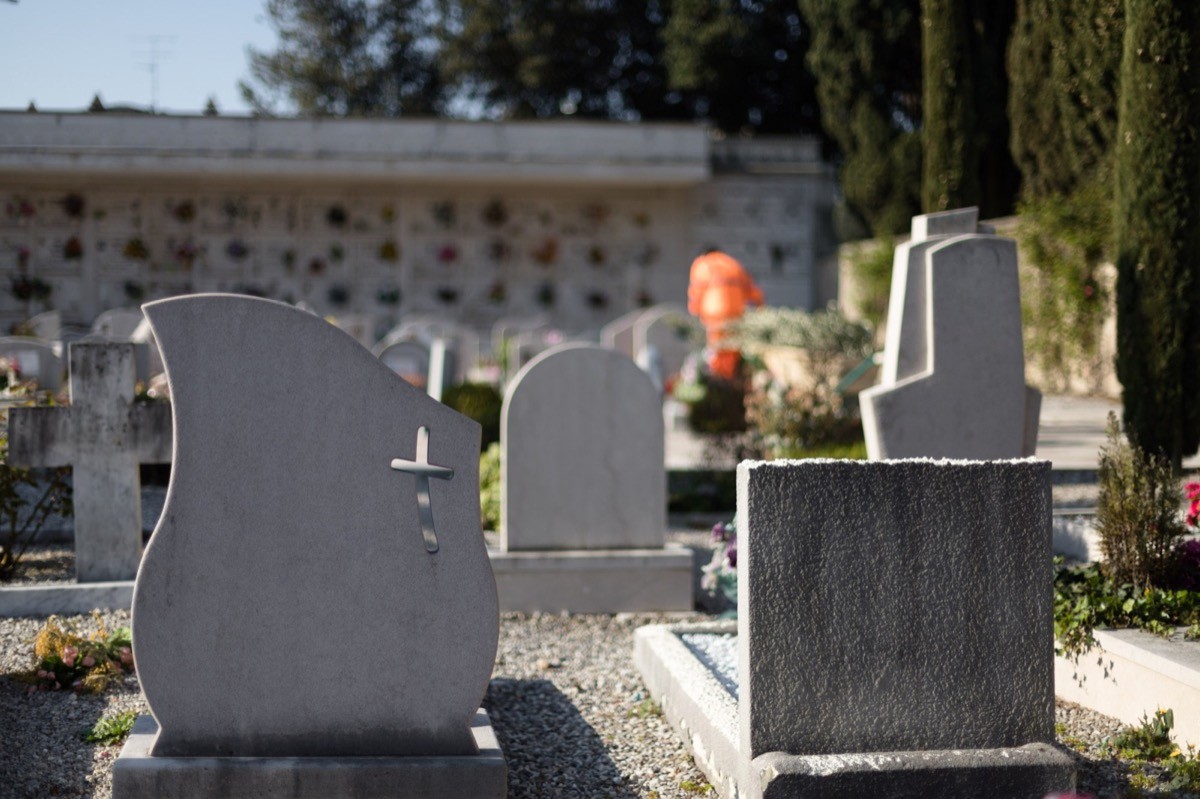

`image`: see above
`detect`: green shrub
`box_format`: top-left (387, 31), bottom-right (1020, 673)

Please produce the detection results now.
top-left (1016, 181), bottom-right (1111, 388)
top-left (85, 709), bottom-right (137, 744)
top-left (844, 239), bottom-right (895, 332)
top-left (442, 382), bottom-right (502, 449)
top-left (1096, 413), bottom-right (1186, 588)
top-left (479, 442), bottom-right (501, 532)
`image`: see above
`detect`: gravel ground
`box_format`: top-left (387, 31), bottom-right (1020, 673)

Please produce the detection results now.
top-left (3, 607), bottom-right (1200, 799)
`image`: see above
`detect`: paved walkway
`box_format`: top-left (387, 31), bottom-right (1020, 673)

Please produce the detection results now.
top-left (665, 395), bottom-right (1200, 473)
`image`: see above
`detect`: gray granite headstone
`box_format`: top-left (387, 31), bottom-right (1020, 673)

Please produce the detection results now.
top-left (737, 459), bottom-right (1064, 778)
top-left (7, 343), bottom-right (172, 581)
top-left (862, 234), bottom-right (1041, 459)
top-left (600, 307), bottom-right (645, 359)
top-left (377, 339), bottom-right (432, 389)
top-left (501, 343), bottom-right (665, 551)
top-left (633, 303), bottom-right (702, 386)
top-left (132, 294), bottom-right (498, 758)
top-left (0, 336), bottom-right (62, 391)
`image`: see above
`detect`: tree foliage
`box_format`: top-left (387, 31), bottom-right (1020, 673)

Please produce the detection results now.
top-left (242, 0), bottom-right (822, 135)
top-left (1114, 0), bottom-right (1200, 468)
top-left (921, 0), bottom-right (979, 212)
top-left (799, 0), bottom-right (923, 237)
top-left (1008, 0), bottom-right (1123, 199)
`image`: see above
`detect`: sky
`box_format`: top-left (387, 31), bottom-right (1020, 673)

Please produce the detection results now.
top-left (0, 1), bottom-right (282, 115)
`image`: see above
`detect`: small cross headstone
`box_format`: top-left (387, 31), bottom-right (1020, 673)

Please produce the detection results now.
top-left (7, 343), bottom-right (171, 581)
top-left (118, 295), bottom-right (501, 790)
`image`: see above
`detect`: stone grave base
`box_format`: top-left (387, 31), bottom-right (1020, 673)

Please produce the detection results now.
top-left (0, 580), bottom-right (134, 616)
top-left (634, 623), bottom-right (1075, 799)
top-left (112, 710), bottom-right (507, 799)
top-left (489, 545), bottom-right (693, 613)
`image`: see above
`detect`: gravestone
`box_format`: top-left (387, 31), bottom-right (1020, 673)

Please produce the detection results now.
top-left (493, 343), bottom-right (691, 612)
top-left (0, 336), bottom-right (62, 391)
top-left (634, 459), bottom-right (1075, 799)
top-left (91, 307), bottom-right (146, 340)
top-left (503, 343), bottom-right (664, 550)
top-left (600, 307), bottom-right (644, 359)
top-left (632, 303), bottom-right (702, 389)
top-left (113, 294), bottom-right (504, 798)
top-left (7, 343), bottom-right (172, 581)
top-left (376, 320), bottom-right (478, 385)
top-left (376, 338), bottom-right (432, 389)
top-left (861, 232), bottom-right (1041, 459)
top-left (26, 309), bottom-right (62, 344)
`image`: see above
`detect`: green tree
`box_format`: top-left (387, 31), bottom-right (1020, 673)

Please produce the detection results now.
top-left (241, 0), bottom-right (446, 116)
top-left (921, 0), bottom-right (979, 212)
top-left (799, 0), bottom-right (923, 236)
top-left (1114, 0), bottom-right (1200, 468)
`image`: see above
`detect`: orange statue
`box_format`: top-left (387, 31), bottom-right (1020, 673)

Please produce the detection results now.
top-left (687, 250), bottom-right (764, 379)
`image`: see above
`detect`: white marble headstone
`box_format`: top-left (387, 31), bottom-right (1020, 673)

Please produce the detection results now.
top-left (132, 294), bottom-right (498, 758)
top-left (501, 343), bottom-right (665, 551)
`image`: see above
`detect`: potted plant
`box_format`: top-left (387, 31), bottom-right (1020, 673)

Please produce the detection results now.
top-left (123, 238), bottom-right (150, 260)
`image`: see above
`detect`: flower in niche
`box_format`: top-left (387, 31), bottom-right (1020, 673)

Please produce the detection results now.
top-left (173, 239), bottom-right (202, 270)
top-left (531, 237), bottom-right (558, 266)
top-left (378, 239), bottom-right (400, 263)
top-left (587, 245), bottom-right (606, 267)
top-left (377, 286), bottom-right (401, 305)
top-left (7, 198), bottom-right (36, 220)
top-left (226, 240), bottom-right (249, 261)
top-left (482, 199), bottom-right (508, 228)
top-left (487, 281), bottom-right (507, 304)
top-left (60, 193), bottom-right (86, 219)
top-left (17, 246), bottom-right (30, 269)
top-left (63, 237), bottom-right (83, 260)
top-left (329, 243), bottom-right (345, 263)
top-left (432, 201), bottom-right (456, 228)
top-left (308, 258), bottom-right (326, 275)
top-left (381, 204), bottom-right (396, 224)
top-left (437, 244), bottom-right (459, 265)
top-left (326, 204), bottom-right (348, 229)
top-left (582, 203), bottom-right (609, 224)
top-left (436, 286), bottom-right (459, 305)
top-left (123, 238), bottom-right (150, 260)
top-left (585, 290), bottom-right (609, 310)
top-left (488, 239), bottom-right (509, 262)
top-left (536, 282), bottom-right (556, 308)
top-left (172, 200), bottom-right (196, 223)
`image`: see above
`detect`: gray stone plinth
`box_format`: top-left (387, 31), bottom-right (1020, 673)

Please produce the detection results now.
top-left (112, 711), bottom-right (507, 799)
top-left (489, 546), bottom-right (693, 613)
top-left (746, 744), bottom-right (1074, 799)
top-left (738, 459), bottom-right (1057, 761)
top-left (0, 581), bottom-right (133, 616)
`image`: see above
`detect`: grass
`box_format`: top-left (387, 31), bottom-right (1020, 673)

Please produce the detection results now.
top-left (83, 709), bottom-right (136, 744)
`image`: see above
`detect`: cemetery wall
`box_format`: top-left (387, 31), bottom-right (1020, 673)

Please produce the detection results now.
top-left (0, 112), bottom-right (836, 338)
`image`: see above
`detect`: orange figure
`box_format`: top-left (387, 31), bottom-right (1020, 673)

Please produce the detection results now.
top-left (687, 250), bottom-right (764, 379)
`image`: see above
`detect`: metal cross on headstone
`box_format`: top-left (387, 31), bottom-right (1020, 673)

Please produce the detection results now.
top-left (390, 426), bottom-right (454, 553)
top-left (7, 342), bottom-right (172, 582)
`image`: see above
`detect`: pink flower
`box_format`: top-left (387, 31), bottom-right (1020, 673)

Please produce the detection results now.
top-left (1187, 482), bottom-right (1200, 500)
top-left (119, 647), bottom-right (133, 666)
top-left (62, 655), bottom-right (75, 668)
top-left (81, 656), bottom-right (95, 668)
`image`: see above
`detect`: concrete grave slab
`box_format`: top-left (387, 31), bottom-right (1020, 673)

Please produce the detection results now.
top-left (636, 459), bottom-right (1074, 799)
top-left (6, 342), bottom-right (171, 582)
top-left (114, 294), bottom-right (504, 797)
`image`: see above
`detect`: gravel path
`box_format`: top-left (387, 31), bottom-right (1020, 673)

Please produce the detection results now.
top-left (4, 607), bottom-right (1200, 798)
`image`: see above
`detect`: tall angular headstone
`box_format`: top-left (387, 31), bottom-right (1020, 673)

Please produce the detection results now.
top-left (862, 226), bottom-right (1040, 459)
top-left (113, 295), bottom-right (504, 797)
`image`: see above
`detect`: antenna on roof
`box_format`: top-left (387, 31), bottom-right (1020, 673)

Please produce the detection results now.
top-left (133, 35), bottom-right (176, 112)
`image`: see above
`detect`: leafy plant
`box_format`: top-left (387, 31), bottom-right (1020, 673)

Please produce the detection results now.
top-left (479, 442), bottom-right (501, 532)
top-left (84, 709), bottom-right (137, 744)
top-left (442, 383), bottom-right (502, 449)
top-left (1096, 413), bottom-right (1186, 588)
top-left (628, 698), bottom-right (661, 719)
top-left (122, 238), bottom-right (150, 260)
top-left (1, 402), bottom-right (73, 582)
top-left (701, 521), bottom-right (738, 616)
top-left (1053, 560), bottom-right (1200, 658)
top-left (844, 238), bottom-right (895, 331)
top-left (15, 612), bottom-right (133, 694)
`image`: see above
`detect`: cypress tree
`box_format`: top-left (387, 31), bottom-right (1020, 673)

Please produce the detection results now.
top-left (1114, 0), bottom-right (1200, 468)
top-left (921, 0), bottom-right (979, 212)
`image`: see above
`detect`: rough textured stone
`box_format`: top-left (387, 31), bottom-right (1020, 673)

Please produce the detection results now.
top-left (861, 234), bottom-right (1041, 459)
top-left (7, 343), bottom-right (172, 582)
top-left (113, 712), bottom-right (507, 799)
top-left (133, 294), bottom-right (499, 758)
top-left (501, 343), bottom-right (665, 551)
top-left (736, 459), bottom-right (1057, 760)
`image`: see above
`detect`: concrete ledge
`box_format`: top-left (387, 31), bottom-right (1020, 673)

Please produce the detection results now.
top-left (112, 710), bottom-right (507, 799)
top-left (634, 621), bottom-right (739, 798)
top-left (1056, 627), bottom-right (1200, 747)
top-left (0, 580), bottom-right (133, 616)
top-left (746, 743), bottom-right (1075, 799)
top-left (489, 545), bottom-right (693, 613)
